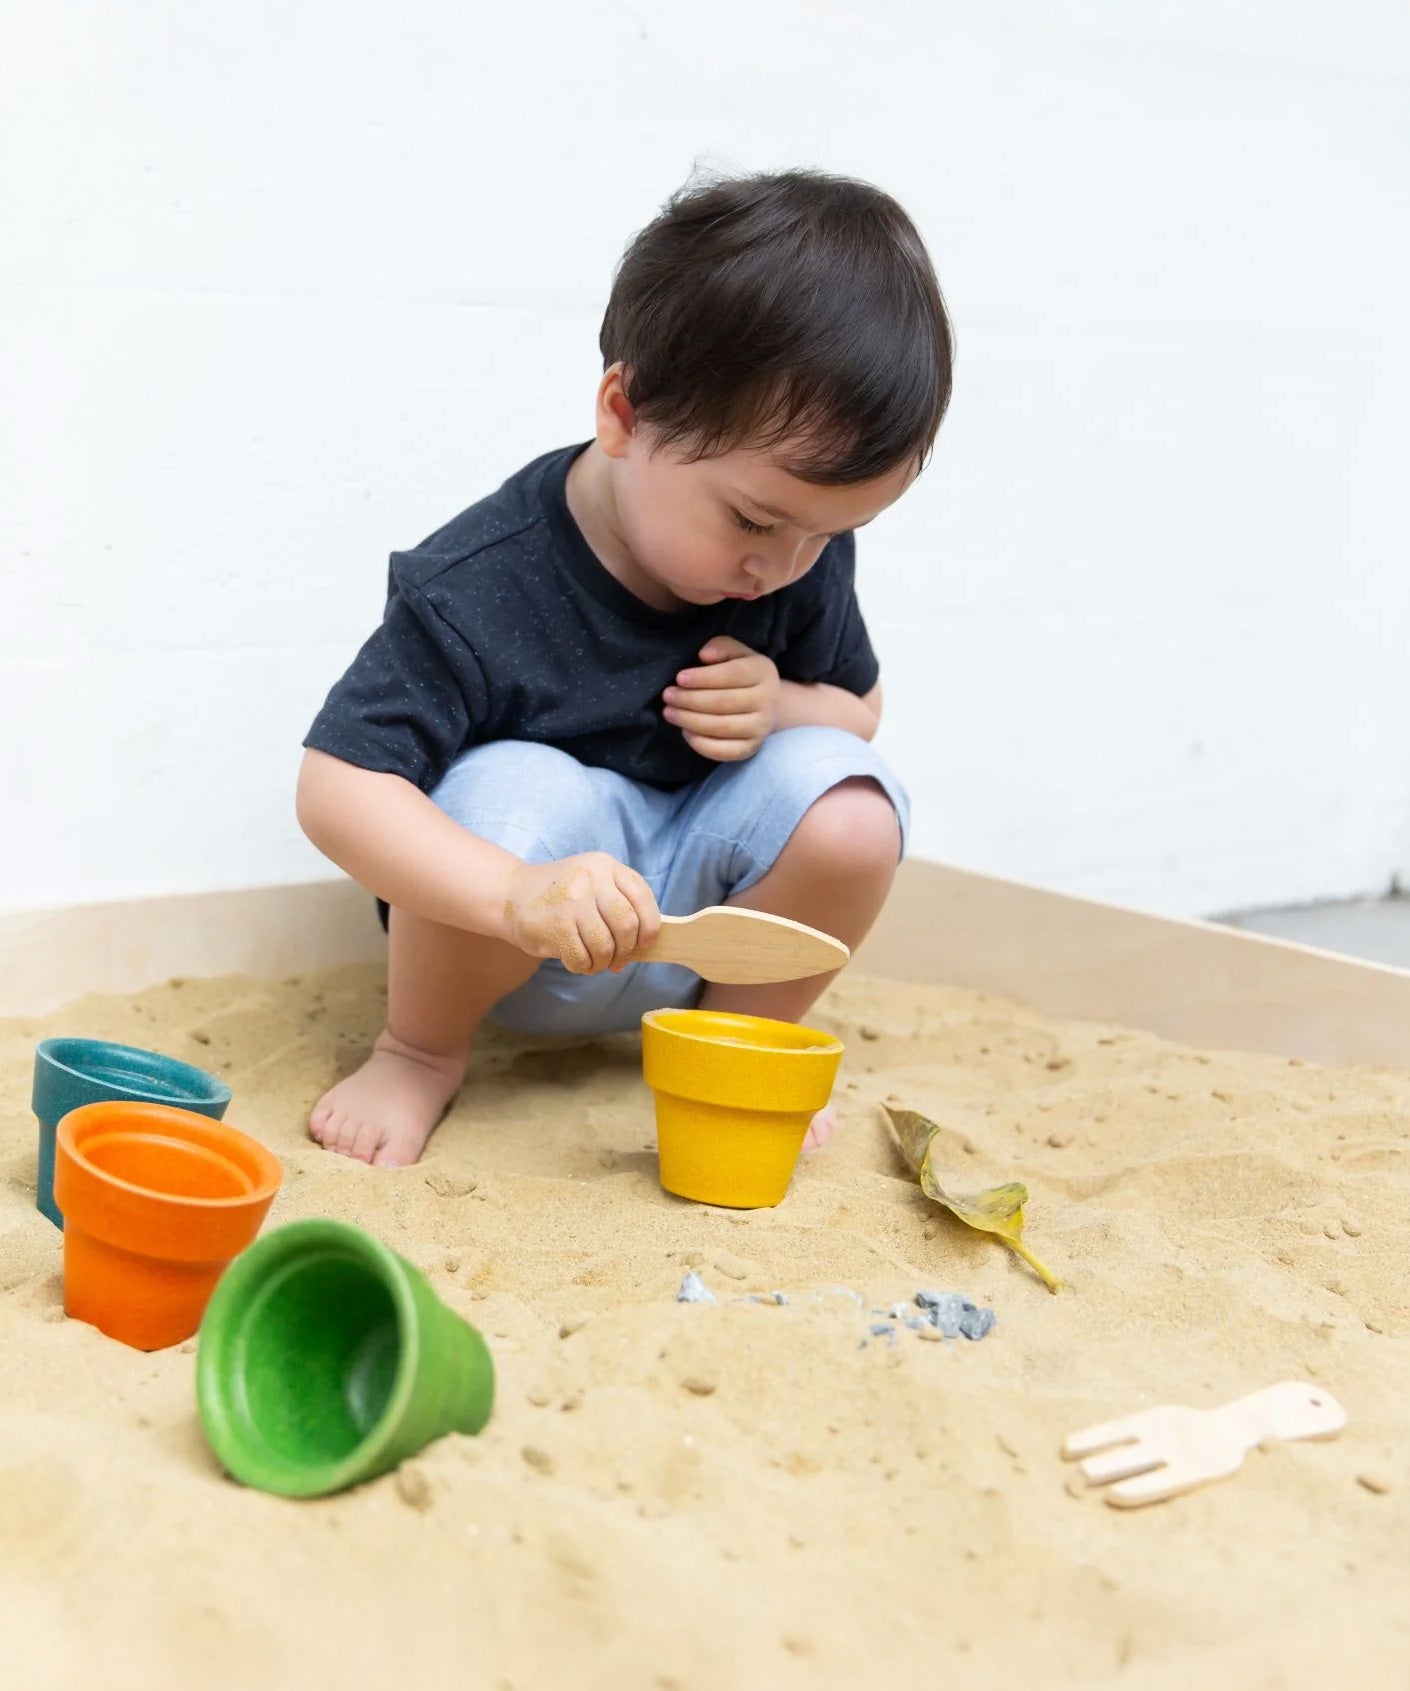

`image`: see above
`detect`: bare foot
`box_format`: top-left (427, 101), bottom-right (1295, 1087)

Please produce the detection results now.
top-left (309, 1030), bottom-right (467, 1169)
top-left (802, 1104), bottom-right (837, 1154)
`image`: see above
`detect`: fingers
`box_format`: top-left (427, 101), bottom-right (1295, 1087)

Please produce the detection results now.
top-left (663, 684), bottom-right (757, 716)
top-left (664, 705), bottom-right (761, 740)
top-left (683, 730), bottom-right (758, 762)
top-left (594, 893), bottom-right (639, 967)
top-left (698, 636), bottom-right (751, 664)
top-left (614, 864), bottom-right (661, 953)
top-left (575, 861), bottom-right (641, 973)
top-left (568, 909), bottom-right (618, 974)
top-left (569, 861), bottom-right (658, 974)
top-left (546, 918), bottom-right (592, 974)
top-left (675, 658), bottom-right (758, 690)
top-left (507, 855), bottom-right (664, 974)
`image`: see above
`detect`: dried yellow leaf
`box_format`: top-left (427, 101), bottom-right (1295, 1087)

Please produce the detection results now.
top-left (883, 1106), bottom-right (1061, 1293)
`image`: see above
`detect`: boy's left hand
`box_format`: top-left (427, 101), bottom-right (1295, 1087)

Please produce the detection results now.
top-left (663, 637), bottom-right (780, 762)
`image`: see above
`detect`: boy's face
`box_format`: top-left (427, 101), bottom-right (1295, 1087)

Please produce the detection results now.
top-left (594, 367), bottom-right (916, 610)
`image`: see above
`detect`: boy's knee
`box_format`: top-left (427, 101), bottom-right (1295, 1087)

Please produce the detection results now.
top-left (792, 778), bottom-right (901, 877)
top-left (431, 741), bottom-right (601, 860)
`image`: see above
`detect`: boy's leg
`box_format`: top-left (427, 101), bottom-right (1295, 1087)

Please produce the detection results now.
top-left (661, 726), bottom-right (908, 1149)
top-left (699, 775), bottom-right (900, 1147)
top-left (310, 739), bottom-right (680, 1168)
top-left (698, 775), bottom-right (900, 1023)
top-left (310, 910), bottom-right (538, 1168)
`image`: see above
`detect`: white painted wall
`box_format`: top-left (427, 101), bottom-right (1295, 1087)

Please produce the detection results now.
top-left (4, 1), bottom-right (1408, 920)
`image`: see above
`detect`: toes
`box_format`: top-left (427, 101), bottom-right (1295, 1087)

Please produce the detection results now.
top-left (307, 1053), bottom-right (451, 1169)
top-left (345, 1115), bottom-right (387, 1166)
top-left (372, 1125), bottom-right (430, 1170)
top-left (802, 1106), bottom-right (838, 1154)
top-left (309, 1098), bottom-right (334, 1143)
top-left (316, 1107), bottom-right (360, 1158)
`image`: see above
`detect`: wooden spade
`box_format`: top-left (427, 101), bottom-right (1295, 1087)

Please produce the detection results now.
top-left (629, 907), bottom-right (850, 985)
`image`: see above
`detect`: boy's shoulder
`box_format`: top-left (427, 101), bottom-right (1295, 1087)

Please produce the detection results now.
top-left (393, 445), bottom-right (580, 593)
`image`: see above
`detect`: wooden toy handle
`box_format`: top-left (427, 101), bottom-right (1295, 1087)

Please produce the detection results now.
top-left (629, 907), bottom-right (850, 985)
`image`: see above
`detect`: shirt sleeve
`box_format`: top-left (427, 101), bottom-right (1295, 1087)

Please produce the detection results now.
top-left (774, 533), bottom-right (880, 696)
top-left (302, 556), bottom-right (491, 794)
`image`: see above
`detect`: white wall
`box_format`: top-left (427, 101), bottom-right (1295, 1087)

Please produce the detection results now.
top-left (4, 0), bottom-right (1408, 920)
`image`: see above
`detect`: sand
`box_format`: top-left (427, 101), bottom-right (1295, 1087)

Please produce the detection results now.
top-left (1, 962), bottom-right (1407, 1690)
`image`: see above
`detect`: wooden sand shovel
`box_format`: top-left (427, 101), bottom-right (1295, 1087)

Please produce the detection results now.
top-left (1063, 1381), bottom-right (1347, 1508)
top-left (629, 907), bottom-right (849, 985)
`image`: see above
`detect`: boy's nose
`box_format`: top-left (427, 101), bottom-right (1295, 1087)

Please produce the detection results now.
top-left (744, 544), bottom-right (805, 590)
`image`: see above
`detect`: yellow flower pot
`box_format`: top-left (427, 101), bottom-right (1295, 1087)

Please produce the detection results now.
top-left (641, 1009), bottom-right (844, 1209)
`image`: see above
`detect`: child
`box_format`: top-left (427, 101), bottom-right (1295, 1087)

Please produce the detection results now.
top-left (298, 168), bottom-right (953, 1168)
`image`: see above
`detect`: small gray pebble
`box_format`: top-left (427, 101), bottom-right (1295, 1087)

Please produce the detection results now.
top-left (958, 1305), bottom-right (997, 1341)
top-left (914, 1291), bottom-right (997, 1342)
top-left (676, 1271), bottom-right (716, 1304)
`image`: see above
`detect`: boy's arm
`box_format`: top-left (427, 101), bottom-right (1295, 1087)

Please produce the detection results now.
top-left (296, 750), bottom-right (660, 969)
top-left (774, 678), bottom-right (883, 741)
top-left (296, 749), bottom-right (523, 936)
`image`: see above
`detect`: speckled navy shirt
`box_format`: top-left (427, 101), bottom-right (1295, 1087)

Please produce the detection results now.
top-left (304, 444), bottom-right (880, 793)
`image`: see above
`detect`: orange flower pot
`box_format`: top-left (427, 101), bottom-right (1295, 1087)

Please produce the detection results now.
top-left (54, 1100), bottom-right (282, 1351)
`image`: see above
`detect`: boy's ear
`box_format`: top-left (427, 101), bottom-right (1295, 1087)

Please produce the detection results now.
top-left (596, 362), bottom-right (638, 458)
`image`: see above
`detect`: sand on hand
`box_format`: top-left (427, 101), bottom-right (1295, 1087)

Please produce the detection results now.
top-left (1, 964), bottom-right (1407, 1689)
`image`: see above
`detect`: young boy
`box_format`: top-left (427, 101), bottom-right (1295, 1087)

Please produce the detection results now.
top-left (298, 168), bottom-right (953, 1168)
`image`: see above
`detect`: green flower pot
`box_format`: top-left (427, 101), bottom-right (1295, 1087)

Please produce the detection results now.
top-left (196, 1219), bottom-right (494, 1498)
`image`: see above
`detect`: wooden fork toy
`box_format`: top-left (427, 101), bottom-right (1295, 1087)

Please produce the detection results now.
top-left (1063, 1381), bottom-right (1347, 1508)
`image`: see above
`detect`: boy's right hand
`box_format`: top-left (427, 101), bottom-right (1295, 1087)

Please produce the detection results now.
top-left (500, 854), bottom-right (661, 975)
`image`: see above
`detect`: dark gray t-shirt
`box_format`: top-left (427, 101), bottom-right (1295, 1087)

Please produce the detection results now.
top-left (304, 443), bottom-right (879, 794)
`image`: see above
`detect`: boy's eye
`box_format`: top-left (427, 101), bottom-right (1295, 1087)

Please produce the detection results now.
top-left (731, 508), bottom-right (773, 535)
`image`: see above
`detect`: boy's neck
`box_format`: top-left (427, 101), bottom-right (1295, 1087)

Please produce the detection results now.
top-left (564, 444), bottom-right (684, 613)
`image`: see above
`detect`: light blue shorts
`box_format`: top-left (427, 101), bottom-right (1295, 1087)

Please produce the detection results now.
top-left (427, 727), bottom-right (910, 1038)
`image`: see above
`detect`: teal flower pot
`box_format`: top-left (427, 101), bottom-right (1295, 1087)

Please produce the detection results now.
top-left (32, 1037), bottom-right (232, 1228)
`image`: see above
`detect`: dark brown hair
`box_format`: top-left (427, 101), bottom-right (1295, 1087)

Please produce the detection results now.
top-left (600, 169), bottom-right (953, 485)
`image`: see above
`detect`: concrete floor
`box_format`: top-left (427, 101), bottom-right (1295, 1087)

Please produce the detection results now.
top-left (1219, 895), bottom-right (1410, 969)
